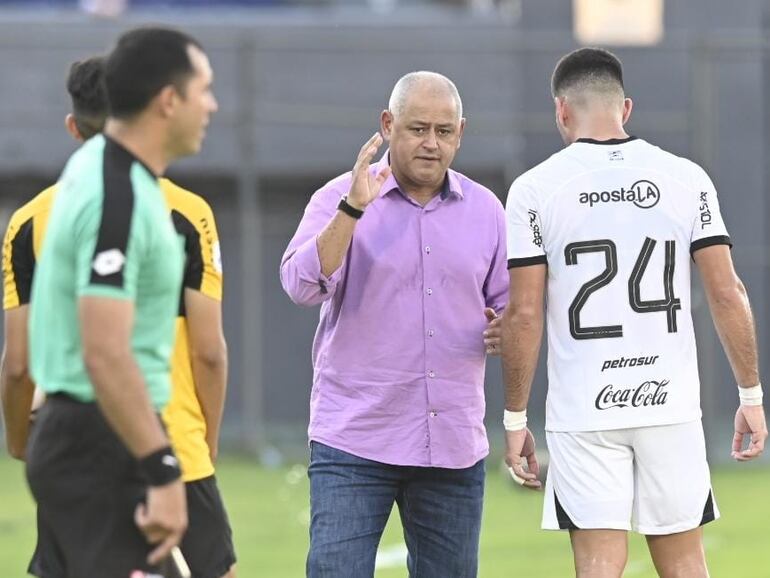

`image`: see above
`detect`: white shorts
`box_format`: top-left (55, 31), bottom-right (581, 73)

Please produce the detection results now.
top-left (542, 420), bottom-right (719, 535)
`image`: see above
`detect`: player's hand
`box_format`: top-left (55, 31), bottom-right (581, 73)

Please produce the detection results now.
top-left (135, 479), bottom-right (188, 565)
top-left (504, 427), bottom-right (541, 490)
top-left (346, 132), bottom-right (391, 211)
top-left (732, 404), bottom-right (768, 461)
top-left (483, 308), bottom-right (502, 355)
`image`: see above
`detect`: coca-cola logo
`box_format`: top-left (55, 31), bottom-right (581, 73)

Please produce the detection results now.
top-left (595, 380), bottom-right (670, 410)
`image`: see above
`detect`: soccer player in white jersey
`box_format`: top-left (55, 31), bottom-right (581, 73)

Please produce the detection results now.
top-left (500, 47), bottom-right (767, 577)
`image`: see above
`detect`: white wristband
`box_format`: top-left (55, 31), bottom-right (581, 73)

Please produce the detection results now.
top-left (503, 409), bottom-right (527, 432)
top-left (738, 383), bottom-right (763, 406)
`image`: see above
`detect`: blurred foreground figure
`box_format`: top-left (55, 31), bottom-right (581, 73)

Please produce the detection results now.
top-left (500, 47), bottom-right (767, 578)
top-left (11, 27), bottom-right (219, 577)
top-left (281, 71), bottom-right (519, 577)
top-left (3, 47), bottom-right (234, 578)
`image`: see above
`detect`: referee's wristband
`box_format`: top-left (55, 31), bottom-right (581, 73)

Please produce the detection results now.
top-left (138, 446), bottom-right (182, 487)
top-left (337, 196), bottom-right (364, 220)
top-left (503, 409), bottom-right (527, 432)
top-left (738, 383), bottom-right (763, 406)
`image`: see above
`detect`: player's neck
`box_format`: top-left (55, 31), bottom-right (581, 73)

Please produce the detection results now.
top-left (103, 118), bottom-right (170, 177)
top-left (570, 117), bottom-right (629, 145)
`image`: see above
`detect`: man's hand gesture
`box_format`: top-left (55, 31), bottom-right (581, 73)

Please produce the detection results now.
top-left (347, 133), bottom-right (392, 211)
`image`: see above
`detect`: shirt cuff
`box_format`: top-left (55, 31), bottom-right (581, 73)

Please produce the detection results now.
top-left (507, 255), bottom-right (547, 269)
top-left (292, 235), bottom-right (346, 292)
top-left (690, 235), bottom-right (732, 256)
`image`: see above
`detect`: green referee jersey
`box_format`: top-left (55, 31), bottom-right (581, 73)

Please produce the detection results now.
top-left (29, 135), bottom-right (184, 410)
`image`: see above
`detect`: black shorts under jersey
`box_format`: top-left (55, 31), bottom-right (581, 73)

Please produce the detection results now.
top-left (26, 394), bottom-right (166, 578)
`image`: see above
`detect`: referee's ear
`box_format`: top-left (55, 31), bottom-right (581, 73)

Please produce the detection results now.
top-left (64, 113), bottom-right (83, 142)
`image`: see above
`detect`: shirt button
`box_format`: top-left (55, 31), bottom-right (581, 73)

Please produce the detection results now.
top-left (429, 411), bottom-right (438, 418)
top-left (428, 370), bottom-right (435, 378)
top-left (425, 246), bottom-right (431, 254)
top-left (427, 329), bottom-right (435, 337)
top-left (426, 288), bottom-right (433, 295)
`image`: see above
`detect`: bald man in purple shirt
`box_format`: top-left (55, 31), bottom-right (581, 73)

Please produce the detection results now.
top-left (281, 71), bottom-right (524, 578)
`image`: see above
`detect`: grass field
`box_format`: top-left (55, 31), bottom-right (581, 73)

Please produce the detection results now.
top-left (1, 456), bottom-right (768, 577)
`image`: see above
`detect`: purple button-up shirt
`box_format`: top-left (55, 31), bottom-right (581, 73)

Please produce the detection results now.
top-left (280, 154), bottom-right (509, 468)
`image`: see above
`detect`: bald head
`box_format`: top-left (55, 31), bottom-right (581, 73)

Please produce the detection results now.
top-left (388, 71), bottom-right (463, 120)
top-left (551, 48), bottom-right (625, 110)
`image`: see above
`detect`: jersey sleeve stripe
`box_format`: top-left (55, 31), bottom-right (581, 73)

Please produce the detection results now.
top-left (9, 217), bottom-right (35, 306)
top-left (170, 209), bottom-right (203, 318)
top-left (690, 235), bottom-right (732, 256)
top-left (171, 209), bottom-right (204, 291)
top-left (508, 255), bottom-right (548, 269)
top-left (90, 140), bottom-right (136, 288)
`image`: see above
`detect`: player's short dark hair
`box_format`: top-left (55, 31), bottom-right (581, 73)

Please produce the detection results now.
top-left (105, 26), bottom-right (203, 119)
top-left (67, 56), bottom-right (108, 140)
top-left (551, 47), bottom-right (624, 97)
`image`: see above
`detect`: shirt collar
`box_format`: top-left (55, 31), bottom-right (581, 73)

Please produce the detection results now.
top-left (575, 136), bottom-right (638, 146)
top-left (103, 134), bottom-right (159, 179)
top-left (375, 151), bottom-right (464, 201)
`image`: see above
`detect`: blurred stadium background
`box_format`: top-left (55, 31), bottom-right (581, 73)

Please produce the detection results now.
top-left (0, 0), bottom-right (768, 575)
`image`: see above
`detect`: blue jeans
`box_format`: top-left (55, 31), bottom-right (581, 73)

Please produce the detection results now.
top-left (306, 441), bottom-right (485, 578)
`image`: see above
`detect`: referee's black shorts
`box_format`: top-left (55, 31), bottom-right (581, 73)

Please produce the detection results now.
top-left (181, 475), bottom-right (236, 578)
top-left (26, 393), bottom-right (164, 578)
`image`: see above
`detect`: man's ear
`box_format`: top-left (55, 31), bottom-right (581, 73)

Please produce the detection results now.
top-left (65, 113), bottom-right (82, 141)
top-left (554, 96), bottom-right (568, 128)
top-left (380, 109), bottom-right (393, 141)
top-left (156, 85), bottom-right (179, 118)
top-left (621, 97), bottom-right (633, 125)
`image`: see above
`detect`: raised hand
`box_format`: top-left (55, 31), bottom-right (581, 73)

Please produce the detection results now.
top-left (347, 132), bottom-right (392, 211)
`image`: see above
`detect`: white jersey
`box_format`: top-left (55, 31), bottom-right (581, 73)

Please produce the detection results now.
top-left (505, 137), bottom-right (731, 432)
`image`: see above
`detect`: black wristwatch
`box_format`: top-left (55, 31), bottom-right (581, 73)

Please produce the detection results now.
top-left (337, 196), bottom-right (364, 220)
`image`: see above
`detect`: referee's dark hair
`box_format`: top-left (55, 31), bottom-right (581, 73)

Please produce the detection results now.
top-left (67, 56), bottom-right (108, 140)
top-left (105, 26), bottom-right (203, 119)
top-left (551, 47), bottom-right (624, 98)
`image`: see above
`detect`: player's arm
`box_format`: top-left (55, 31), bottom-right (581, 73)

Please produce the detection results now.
top-left (501, 177), bottom-right (547, 489)
top-left (0, 305), bottom-right (35, 460)
top-left (694, 245), bottom-right (767, 460)
top-left (501, 264), bottom-right (546, 411)
top-left (1, 215), bottom-right (36, 460)
top-left (185, 289), bottom-right (227, 462)
top-left (500, 263), bottom-right (546, 489)
top-left (174, 193), bottom-right (228, 463)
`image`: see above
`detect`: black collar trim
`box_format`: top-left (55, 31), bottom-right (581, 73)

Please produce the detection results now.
top-left (104, 135), bottom-right (158, 179)
top-left (575, 136), bottom-right (638, 145)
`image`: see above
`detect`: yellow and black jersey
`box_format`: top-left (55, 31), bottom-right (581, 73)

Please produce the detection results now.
top-left (2, 185), bottom-right (56, 310)
top-left (1, 178), bottom-right (223, 482)
top-left (160, 178), bottom-right (223, 482)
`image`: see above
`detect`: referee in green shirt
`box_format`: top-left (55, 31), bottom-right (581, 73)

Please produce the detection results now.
top-left (25, 27), bottom-right (218, 577)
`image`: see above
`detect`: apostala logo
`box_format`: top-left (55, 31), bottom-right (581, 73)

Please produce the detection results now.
top-left (594, 379), bottom-right (669, 410)
top-left (579, 180), bottom-right (660, 209)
